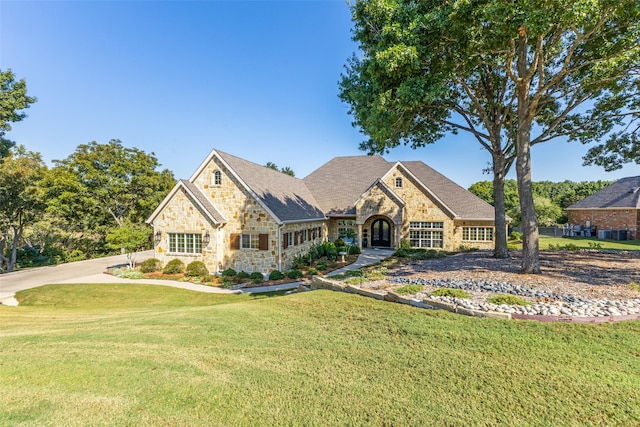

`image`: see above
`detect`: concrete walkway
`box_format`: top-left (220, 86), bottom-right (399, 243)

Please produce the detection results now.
top-left (0, 247), bottom-right (396, 304)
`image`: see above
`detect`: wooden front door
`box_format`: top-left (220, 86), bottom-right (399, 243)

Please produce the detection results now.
top-left (371, 219), bottom-right (391, 247)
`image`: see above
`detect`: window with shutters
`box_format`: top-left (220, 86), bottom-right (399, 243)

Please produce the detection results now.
top-left (232, 233), bottom-right (269, 250)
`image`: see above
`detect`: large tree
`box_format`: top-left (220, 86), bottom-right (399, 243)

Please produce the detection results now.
top-left (340, 0), bottom-right (639, 273)
top-left (44, 140), bottom-right (175, 247)
top-left (0, 69), bottom-right (37, 159)
top-left (0, 146), bottom-right (46, 272)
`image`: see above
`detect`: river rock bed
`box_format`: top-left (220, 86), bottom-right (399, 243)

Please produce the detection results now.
top-left (389, 276), bottom-right (640, 317)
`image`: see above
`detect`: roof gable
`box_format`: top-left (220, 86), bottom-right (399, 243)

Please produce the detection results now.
top-left (146, 179), bottom-right (227, 225)
top-left (567, 176), bottom-right (640, 210)
top-left (303, 155), bottom-right (393, 215)
top-left (197, 149), bottom-right (326, 223)
top-left (399, 161), bottom-right (495, 220)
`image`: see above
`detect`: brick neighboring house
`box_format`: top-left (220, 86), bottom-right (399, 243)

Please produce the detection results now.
top-left (566, 176), bottom-right (640, 240)
top-left (147, 149), bottom-right (497, 274)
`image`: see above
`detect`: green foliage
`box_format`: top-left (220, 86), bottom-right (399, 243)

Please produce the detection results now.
top-left (185, 261), bottom-right (209, 277)
top-left (344, 276), bottom-right (368, 286)
top-left (628, 282), bottom-right (640, 292)
top-left (0, 146), bottom-right (46, 272)
top-left (110, 268), bottom-right (144, 279)
top-left (509, 232), bottom-right (523, 241)
top-left (347, 245), bottom-right (361, 255)
top-left (236, 271), bottom-right (250, 280)
top-left (0, 69), bottom-right (37, 158)
top-left (140, 258), bottom-right (163, 273)
top-left (201, 274), bottom-right (218, 284)
top-left (587, 242), bottom-right (603, 250)
top-left (221, 268), bottom-right (237, 277)
top-left (548, 243), bottom-right (580, 251)
top-left (286, 269), bottom-right (304, 280)
top-left (308, 268), bottom-right (319, 276)
top-left (105, 223), bottom-right (150, 269)
top-left (429, 289), bottom-right (471, 299)
top-left (394, 248), bottom-right (445, 260)
top-left (265, 162), bottom-right (295, 177)
top-left (162, 259), bottom-right (185, 275)
top-left (292, 254), bottom-right (308, 269)
top-left (395, 284), bottom-right (424, 296)
top-left (488, 295), bottom-right (531, 306)
top-left (42, 140), bottom-right (175, 257)
top-left (399, 239), bottom-right (411, 250)
top-left (316, 261), bottom-right (328, 271)
top-left (250, 272), bottom-right (264, 284)
top-left (269, 270), bottom-right (285, 281)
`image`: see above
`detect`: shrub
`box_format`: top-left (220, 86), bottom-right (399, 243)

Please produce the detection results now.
top-left (292, 254), bottom-right (307, 269)
top-left (588, 242), bottom-right (603, 249)
top-left (110, 268), bottom-right (144, 279)
top-left (202, 274), bottom-right (218, 284)
top-left (221, 268), bottom-right (237, 277)
top-left (429, 288), bottom-right (471, 298)
top-left (220, 280), bottom-right (234, 288)
top-left (163, 259), bottom-right (185, 274)
top-left (488, 295), bottom-right (531, 306)
top-left (395, 284), bottom-right (424, 295)
top-left (399, 239), bottom-right (411, 249)
top-left (325, 248), bottom-right (338, 261)
top-left (269, 270), bottom-right (285, 281)
top-left (334, 238), bottom-right (345, 248)
top-left (250, 272), bottom-right (264, 284)
top-left (185, 261), bottom-right (209, 277)
top-left (509, 231), bottom-right (523, 241)
top-left (308, 268), bottom-right (319, 276)
top-left (237, 271), bottom-right (250, 280)
top-left (316, 261), bottom-right (328, 271)
top-left (286, 269), bottom-right (304, 280)
top-left (394, 248), bottom-right (409, 257)
top-left (347, 245), bottom-right (361, 255)
top-left (345, 276), bottom-right (368, 285)
top-left (365, 267), bottom-right (388, 280)
top-left (628, 281), bottom-right (640, 292)
top-left (140, 258), bottom-right (163, 273)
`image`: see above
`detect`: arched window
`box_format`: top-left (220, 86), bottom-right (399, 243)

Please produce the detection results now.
top-left (395, 177), bottom-right (403, 188)
top-left (214, 170), bottom-right (222, 185)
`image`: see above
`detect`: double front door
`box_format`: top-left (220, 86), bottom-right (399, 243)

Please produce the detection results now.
top-left (370, 219), bottom-right (391, 247)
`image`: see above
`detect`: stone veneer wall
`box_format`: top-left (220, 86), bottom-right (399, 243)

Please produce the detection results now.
top-left (568, 209), bottom-right (639, 239)
top-left (152, 189), bottom-right (215, 268)
top-left (280, 221), bottom-right (327, 271)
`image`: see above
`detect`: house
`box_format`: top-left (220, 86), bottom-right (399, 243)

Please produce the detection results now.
top-left (566, 176), bottom-right (640, 240)
top-left (146, 149), bottom-right (497, 274)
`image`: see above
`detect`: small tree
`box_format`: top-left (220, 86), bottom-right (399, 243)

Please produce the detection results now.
top-left (105, 223), bottom-right (150, 269)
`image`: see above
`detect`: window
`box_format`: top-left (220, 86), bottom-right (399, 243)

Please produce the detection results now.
top-left (214, 170), bottom-right (222, 185)
top-left (168, 233), bottom-right (203, 254)
top-left (287, 232), bottom-right (293, 247)
top-left (337, 219), bottom-right (356, 238)
top-left (463, 227), bottom-right (494, 241)
top-left (241, 234), bottom-right (260, 249)
top-left (395, 177), bottom-right (403, 188)
top-left (409, 221), bottom-right (443, 248)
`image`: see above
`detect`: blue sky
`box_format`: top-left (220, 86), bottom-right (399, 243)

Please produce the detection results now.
top-left (1, 0), bottom-right (637, 188)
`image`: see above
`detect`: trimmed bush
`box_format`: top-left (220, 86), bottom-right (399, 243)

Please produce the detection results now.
top-left (140, 258), bottom-right (163, 273)
top-left (286, 269), bottom-right (304, 280)
top-left (221, 268), bottom-right (237, 277)
top-left (488, 295), bottom-right (531, 306)
top-left (237, 271), bottom-right (250, 280)
top-left (308, 268), bottom-right (318, 276)
top-left (429, 288), bottom-right (471, 298)
top-left (395, 284), bottom-right (424, 295)
top-left (250, 272), bottom-right (264, 284)
top-left (163, 259), bottom-right (185, 275)
top-left (185, 261), bottom-right (209, 277)
top-left (316, 261), bottom-right (328, 271)
top-left (269, 270), bottom-right (285, 281)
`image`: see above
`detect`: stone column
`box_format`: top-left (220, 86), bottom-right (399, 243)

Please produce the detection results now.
top-left (357, 224), bottom-right (363, 248)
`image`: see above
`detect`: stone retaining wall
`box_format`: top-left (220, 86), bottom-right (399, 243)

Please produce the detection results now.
top-left (310, 277), bottom-right (640, 323)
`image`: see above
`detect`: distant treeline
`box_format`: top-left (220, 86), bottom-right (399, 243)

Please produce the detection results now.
top-left (468, 179), bottom-right (612, 226)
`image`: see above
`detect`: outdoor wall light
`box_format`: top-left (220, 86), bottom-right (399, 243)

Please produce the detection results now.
top-left (203, 232), bottom-right (211, 245)
top-left (154, 231), bottom-right (162, 244)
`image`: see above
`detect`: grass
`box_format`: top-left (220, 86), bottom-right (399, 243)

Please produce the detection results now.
top-left (508, 235), bottom-right (640, 251)
top-left (1, 284), bottom-right (639, 426)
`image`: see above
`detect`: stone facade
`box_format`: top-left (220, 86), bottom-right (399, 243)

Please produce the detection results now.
top-left (568, 209), bottom-right (639, 240)
top-left (148, 150), bottom-right (497, 275)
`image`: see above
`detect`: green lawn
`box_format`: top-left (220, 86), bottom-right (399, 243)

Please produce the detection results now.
top-left (508, 235), bottom-right (640, 251)
top-left (1, 284), bottom-right (639, 426)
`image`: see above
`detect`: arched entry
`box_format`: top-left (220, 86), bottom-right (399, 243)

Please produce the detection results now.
top-left (371, 218), bottom-right (391, 247)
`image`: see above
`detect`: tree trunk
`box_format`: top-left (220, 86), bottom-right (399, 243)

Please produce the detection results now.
top-left (7, 225), bottom-right (22, 273)
top-left (492, 154), bottom-right (509, 259)
top-left (515, 32), bottom-right (541, 274)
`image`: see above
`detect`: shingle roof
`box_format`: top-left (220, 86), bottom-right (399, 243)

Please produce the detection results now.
top-left (303, 156), bottom-right (393, 215)
top-left (180, 179), bottom-right (227, 224)
top-left (216, 150), bottom-right (326, 222)
top-left (567, 176), bottom-right (640, 210)
top-left (401, 161), bottom-right (495, 220)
